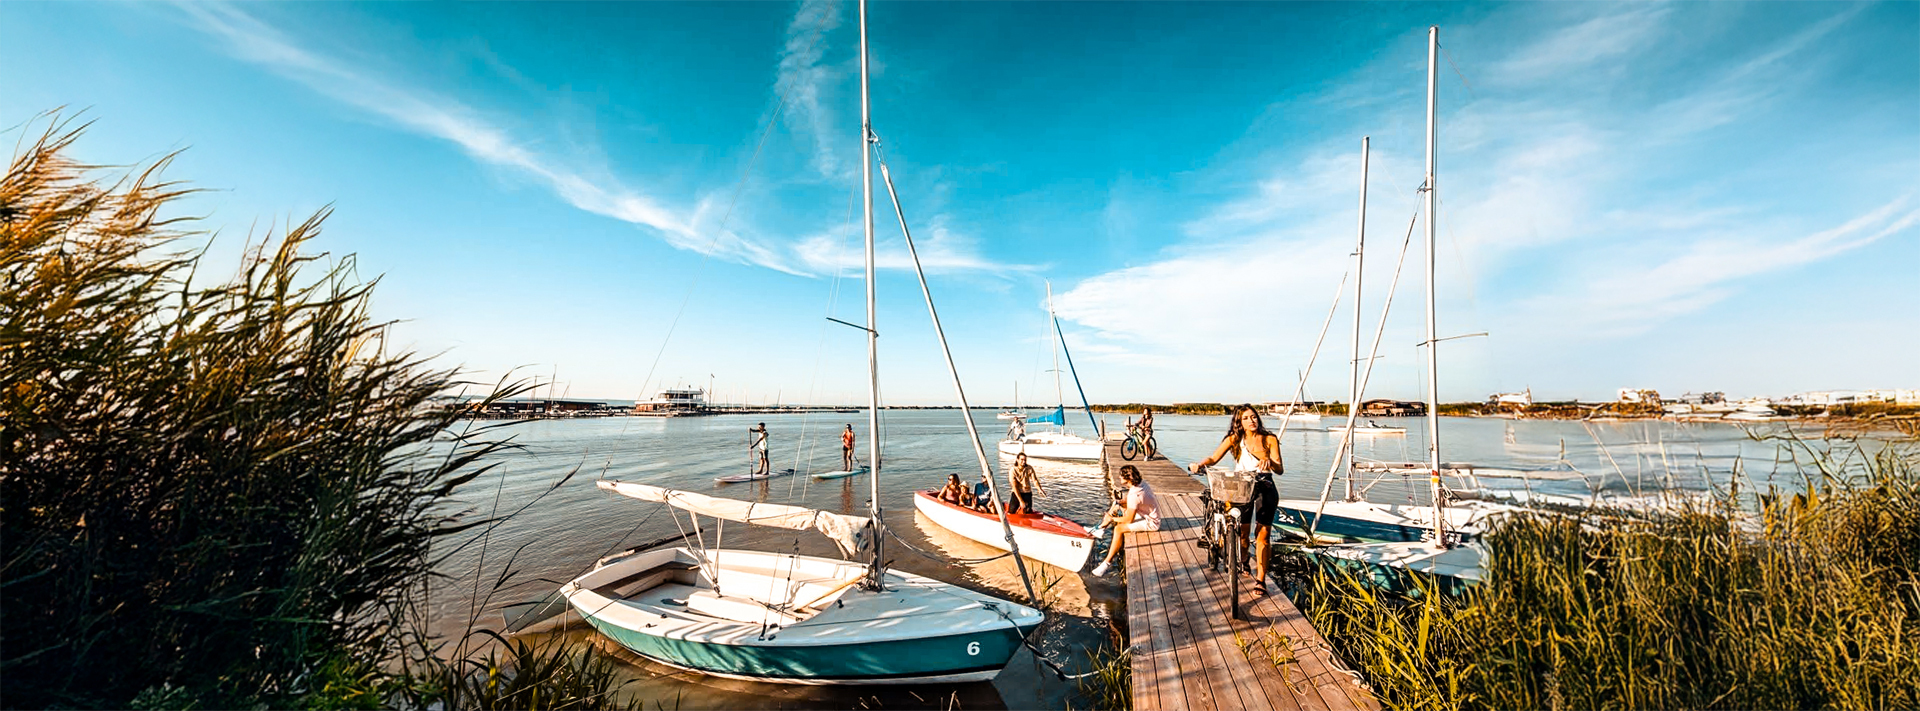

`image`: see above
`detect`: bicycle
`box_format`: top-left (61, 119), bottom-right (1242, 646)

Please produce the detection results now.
top-left (1196, 467), bottom-right (1255, 619)
top-left (1121, 424), bottom-right (1158, 461)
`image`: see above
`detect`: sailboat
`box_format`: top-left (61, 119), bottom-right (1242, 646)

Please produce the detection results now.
top-left (997, 282), bottom-right (1102, 461)
top-left (561, 2), bottom-right (1043, 682)
top-left (1275, 29), bottom-right (1519, 556)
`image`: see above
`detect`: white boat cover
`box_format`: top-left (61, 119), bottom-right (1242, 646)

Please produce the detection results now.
top-left (597, 480), bottom-right (871, 557)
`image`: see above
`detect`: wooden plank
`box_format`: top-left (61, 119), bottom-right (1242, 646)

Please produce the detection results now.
top-left (1147, 497), bottom-right (1257, 711)
top-left (1165, 493), bottom-right (1311, 711)
top-left (1255, 590), bottom-right (1382, 711)
top-left (1130, 526), bottom-right (1187, 711)
top-left (1138, 522), bottom-right (1220, 711)
top-left (1114, 444), bottom-right (1380, 711)
top-left (1125, 556), bottom-right (1162, 711)
top-left (1154, 494), bottom-right (1284, 711)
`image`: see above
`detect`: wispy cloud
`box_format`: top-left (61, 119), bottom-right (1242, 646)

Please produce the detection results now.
top-left (1539, 197), bottom-right (1920, 336)
top-left (176, 2), bottom-right (809, 274)
top-left (777, 0), bottom-right (847, 180)
top-left (793, 214), bottom-right (1034, 275)
top-left (1488, 5), bottom-right (1671, 85)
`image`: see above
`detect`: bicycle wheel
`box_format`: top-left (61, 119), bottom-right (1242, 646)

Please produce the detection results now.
top-left (1122, 437), bottom-right (1139, 461)
top-left (1205, 516), bottom-right (1221, 570)
top-left (1227, 522), bottom-right (1242, 618)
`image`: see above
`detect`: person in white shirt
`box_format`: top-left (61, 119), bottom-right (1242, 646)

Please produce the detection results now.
top-left (750, 423), bottom-right (770, 476)
top-left (1090, 465), bottom-right (1159, 577)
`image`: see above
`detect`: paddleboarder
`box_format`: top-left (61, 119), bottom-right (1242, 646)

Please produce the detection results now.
top-left (842, 424), bottom-right (856, 471)
top-left (750, 423), bottom-right (770, 477)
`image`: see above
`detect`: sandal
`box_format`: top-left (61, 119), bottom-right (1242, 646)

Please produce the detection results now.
top-left (1250, 583), bottom-right (1270, 598)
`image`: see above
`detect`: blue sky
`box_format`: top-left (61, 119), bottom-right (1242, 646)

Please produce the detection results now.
top-left (5, 1), bottom-right (1915, 405)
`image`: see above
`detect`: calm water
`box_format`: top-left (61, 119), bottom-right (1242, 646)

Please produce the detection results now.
top-left (431, 409), bottom-right (1839, 709)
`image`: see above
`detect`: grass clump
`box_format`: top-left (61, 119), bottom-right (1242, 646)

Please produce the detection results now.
top-left (1298, 440), bottom-right (1920, 711)
top-left (2, 115), bottom-right (628, 709)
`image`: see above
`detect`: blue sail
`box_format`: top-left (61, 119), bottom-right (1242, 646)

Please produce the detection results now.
top-left (1027, 406), bottom-right (1066, 426)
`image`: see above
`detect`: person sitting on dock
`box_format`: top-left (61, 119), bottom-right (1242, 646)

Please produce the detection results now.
top-left (750, 423), bottom-right (770, 476)
top-left (938, 473), bottom-right (968, 506)
top-left (1090, 464), bottom-right (1159, 577)
top-left (1188, 404), bottom-right (1283, 597)
top-left (841, 424), bottom-right (857, 471)
top-left (1008, 453), bottom-right (1045, 515)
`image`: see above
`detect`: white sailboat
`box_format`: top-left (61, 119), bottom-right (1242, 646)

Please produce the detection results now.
top-left (562, 2), bottom-right (1044, 682)
top-left (997, 282), bottom-right (1101, 461)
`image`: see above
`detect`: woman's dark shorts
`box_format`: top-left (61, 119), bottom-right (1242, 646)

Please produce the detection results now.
top-left (1239, 475), bottom-right (1279, 527)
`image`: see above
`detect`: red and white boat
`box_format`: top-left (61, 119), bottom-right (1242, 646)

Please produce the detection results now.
top-left (912, 491), bottom-right (1095, 573)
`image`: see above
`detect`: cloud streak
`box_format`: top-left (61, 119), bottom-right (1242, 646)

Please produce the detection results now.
top-left (777, 0), bottom-right (847, 180)
top-left (177, 2), bottom-right (810, 274)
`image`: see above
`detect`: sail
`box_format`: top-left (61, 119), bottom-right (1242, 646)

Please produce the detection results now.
top-left (597, 481), bottom-right (871, 558)
top-left (1028, 406), bottom-right (1066, 426)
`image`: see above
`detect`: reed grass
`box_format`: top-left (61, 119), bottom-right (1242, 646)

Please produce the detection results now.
top-left (1297, 439), bottom-right (1920, 710)
top-left (1071, 619), bottom-right (1132, 711)
top-left (2, 115), bottom-right (629, 709)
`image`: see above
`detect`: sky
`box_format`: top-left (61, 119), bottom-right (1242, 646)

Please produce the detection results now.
top-left (5, 1), bottom-right (1916, 406)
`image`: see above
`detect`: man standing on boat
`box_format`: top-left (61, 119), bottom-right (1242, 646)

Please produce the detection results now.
top-left (841, 424), bottom-right (856, 471)
top-left (750, 423), bottom-right (770, 476)
top-left (1008, 452), bottom-right (1046, 514)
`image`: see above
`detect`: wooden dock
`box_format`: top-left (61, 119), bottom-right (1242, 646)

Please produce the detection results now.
top-left (1102, 439), bottom-right (1380, 711)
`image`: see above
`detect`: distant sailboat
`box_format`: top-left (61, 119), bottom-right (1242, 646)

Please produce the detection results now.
top-left (998, 282), bottom-right (1101, 461)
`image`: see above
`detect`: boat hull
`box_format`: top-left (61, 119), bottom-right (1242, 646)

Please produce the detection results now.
top-left (995, 436), bottom-right (1100, 461)
top-left (1271, 499), bottom-right (1514, 544)
top-left (564, 547), bottom-right (1043, 685)
top-left (912, 491), bottom-right (1094, 572)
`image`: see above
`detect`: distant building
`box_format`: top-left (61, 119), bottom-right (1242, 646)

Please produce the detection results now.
top-left (635, 387), bottom-right (708, 415)
top-left (1264, 401), bottom-right (1322, 415)
top-left (1896, 389), bottom-right (1920, 405)
top-left (1487, 389), bottom-right (1533, 407)
top-left (1360, 399), bottom-right (1427, 416)
top-left (1618, 388), bottom-right (1661, 404)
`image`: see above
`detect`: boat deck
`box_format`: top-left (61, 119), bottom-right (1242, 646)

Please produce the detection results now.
top-left (1101, 438), bottom-right (1380, 711)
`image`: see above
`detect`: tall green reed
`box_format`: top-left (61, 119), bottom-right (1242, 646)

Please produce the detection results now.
top-left (1298, 439), bottom-right (1919, 711)
top-left (2, 114), bottom-right (630, 709)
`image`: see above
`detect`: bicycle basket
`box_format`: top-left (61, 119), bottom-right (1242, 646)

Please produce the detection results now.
top-left (1206, 469), bottom-right (1257, 505)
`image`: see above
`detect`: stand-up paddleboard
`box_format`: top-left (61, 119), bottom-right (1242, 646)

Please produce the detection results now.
top-left (714, 468), bottom-right (795, 483)
top-left (812, 465), bottom-right (870, 480)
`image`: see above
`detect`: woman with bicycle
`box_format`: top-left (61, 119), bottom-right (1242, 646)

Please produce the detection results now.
top-left (1089, 465), bottom-right (1159, 578)
top-left (1189, 404), bottom-right (1283, 597)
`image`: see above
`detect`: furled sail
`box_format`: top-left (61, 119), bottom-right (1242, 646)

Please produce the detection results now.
top-left (596, 480), bottom-right (871, 557)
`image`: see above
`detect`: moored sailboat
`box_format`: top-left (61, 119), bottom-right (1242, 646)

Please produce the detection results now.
top-left (561, 1), bottom-right (1045, 682)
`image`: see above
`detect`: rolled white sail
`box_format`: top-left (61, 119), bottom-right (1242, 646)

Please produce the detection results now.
top-left (597, 480), bottom-right (871, 557)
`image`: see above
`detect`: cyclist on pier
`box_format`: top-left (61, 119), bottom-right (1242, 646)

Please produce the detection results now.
top-left (1189, 404), bottom-right (1283, 597)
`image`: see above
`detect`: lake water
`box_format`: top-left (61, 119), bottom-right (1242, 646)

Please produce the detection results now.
top-left (430, 409), bottom-right (1842, 708)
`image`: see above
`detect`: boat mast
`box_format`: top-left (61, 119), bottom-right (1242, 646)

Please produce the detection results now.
top-left (860, 0), bottom-right (884, 588)
top-left (1047, 281), bottom-right (1064, 430)
top-left (1346, 136), bottom-right (1368, 503)
top-left (1422, 26), bottom-right (1447, 546)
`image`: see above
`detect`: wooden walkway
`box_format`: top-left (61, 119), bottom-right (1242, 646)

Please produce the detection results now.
top-left (1102, 438), bottom-right (1380, 711)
